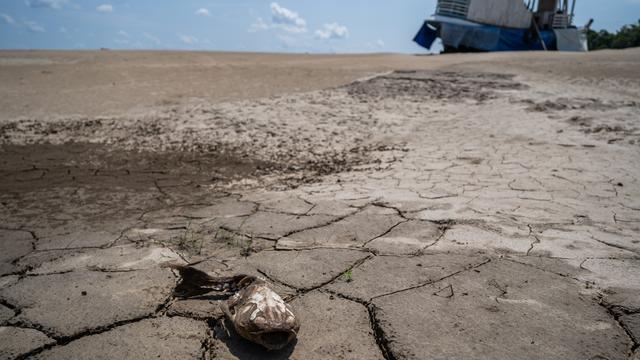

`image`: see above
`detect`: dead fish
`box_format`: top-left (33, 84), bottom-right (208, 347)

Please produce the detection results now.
top-left (166, 264), bottom-right (300, 350)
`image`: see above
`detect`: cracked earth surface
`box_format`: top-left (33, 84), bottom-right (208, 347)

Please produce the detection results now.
top-left (1, 50), bottom-right (640, 359)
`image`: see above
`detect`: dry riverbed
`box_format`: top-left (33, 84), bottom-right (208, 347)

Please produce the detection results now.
top-left (1, 49), bottom-right (639, 359)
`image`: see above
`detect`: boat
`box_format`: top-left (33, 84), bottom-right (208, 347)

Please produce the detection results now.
top-left (414, 0), bottom-right (589, 52)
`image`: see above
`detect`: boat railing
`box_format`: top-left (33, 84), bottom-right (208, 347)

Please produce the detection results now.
top-left (435, 0), bottom-right (470, 19)
top-left (552, 13), bottom-right (570, 28)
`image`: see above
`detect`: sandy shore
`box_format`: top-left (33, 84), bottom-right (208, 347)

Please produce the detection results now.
top-left (0, 49), bottom-right (639, 359)
top-left (1, 49), bottom-right (638, 121)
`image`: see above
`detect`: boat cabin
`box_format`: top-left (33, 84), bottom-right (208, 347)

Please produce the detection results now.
top-left (435, 0), bottom-right (576, 30)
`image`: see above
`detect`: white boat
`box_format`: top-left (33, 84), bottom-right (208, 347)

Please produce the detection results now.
top-left (414, 0), bottom-right (589, 52)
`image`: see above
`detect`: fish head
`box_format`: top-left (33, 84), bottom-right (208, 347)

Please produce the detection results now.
top-left (232, 283), bottom-right (300, 350)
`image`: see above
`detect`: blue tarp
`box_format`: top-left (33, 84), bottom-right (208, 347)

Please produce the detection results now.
top-left (414, 21), bottom-right (556, 51)
top-left (413, 21), bottom-right (439, 50)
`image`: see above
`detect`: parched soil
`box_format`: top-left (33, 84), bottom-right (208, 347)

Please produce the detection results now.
top-left (1, 50), bottom-right (639, 360)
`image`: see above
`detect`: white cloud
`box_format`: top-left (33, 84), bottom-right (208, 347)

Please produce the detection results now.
top-left (25, 0), bottom-right (68, 9)
top-left (249, 3), bottom-right (308, 34)
top-left (2, 14), bottom-right (47, 33)
top-left (97, 4), bottom-right (113, 13)
top-left (315, 23), bottom-right (349, 40)
top-left (270, 3), bottom-right (305, 27)
top-left (24, 20), bottom-right (45, 32)
top-left (143, 32), bottom-right (161, 45)
top-left (1, 13), bottom-right (16, 26)
top-left (195, 8), bottom-right (210, 17)
top-left (248, 17), bottom-right (269, 32)
top-left (180, 35), bottom-right (198, 45)
top-left (117, 30), bottom-right (129, 37)
top-left (269, 2), bottom-right (306, 33)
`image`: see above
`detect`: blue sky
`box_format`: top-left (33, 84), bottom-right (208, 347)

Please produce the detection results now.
top-left (0, 0), bottom-right (638, 52)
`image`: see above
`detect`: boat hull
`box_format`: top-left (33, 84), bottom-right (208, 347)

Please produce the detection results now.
top-left (414, 18), bottom-right (556, 52)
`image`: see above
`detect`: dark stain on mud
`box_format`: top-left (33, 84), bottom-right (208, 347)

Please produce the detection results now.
top-left (346, 71), bottom-right (527, 103)
top-left (0, 143), bottom-right (276, 192)
top-left (523, 97), bottom-right (638, 113)
top-left (0, 141), bottom-right (394, 193)
top-left (521, 98), bottom-right (640, 146)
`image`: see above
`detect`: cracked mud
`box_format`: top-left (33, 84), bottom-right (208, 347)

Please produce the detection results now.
top-left (1, 50), bottom-right (640, 359)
